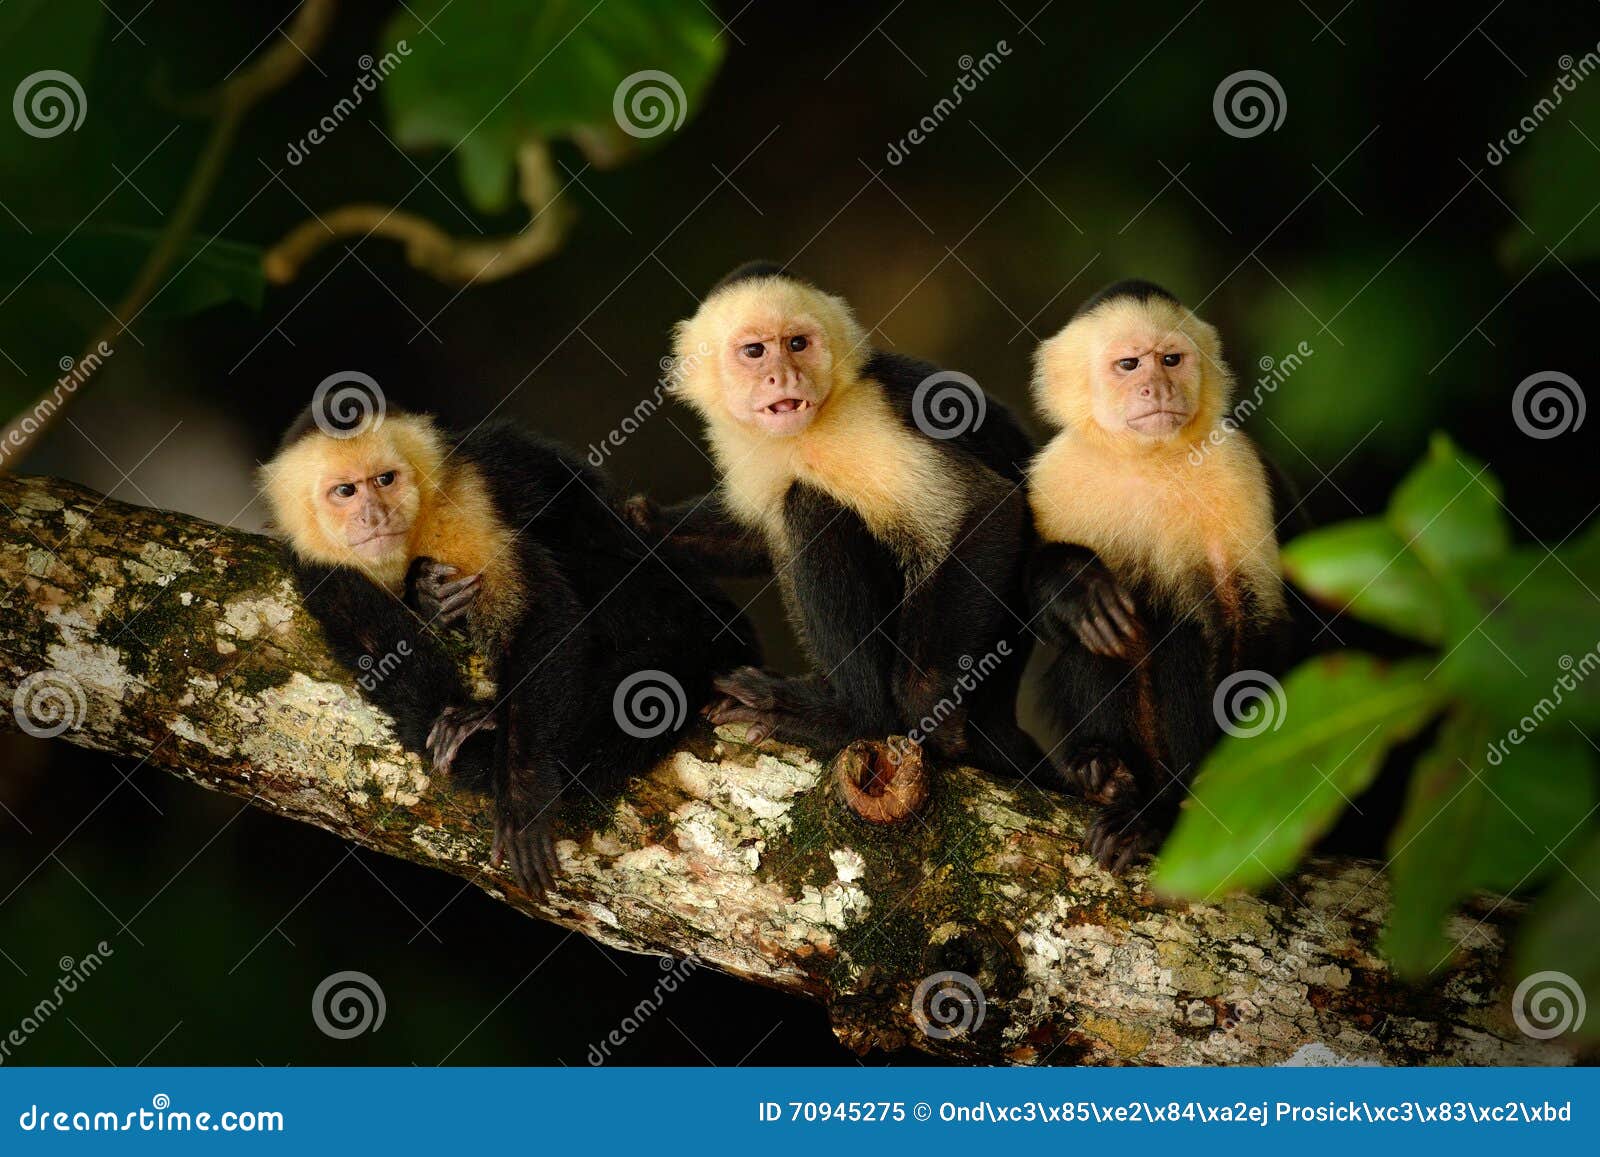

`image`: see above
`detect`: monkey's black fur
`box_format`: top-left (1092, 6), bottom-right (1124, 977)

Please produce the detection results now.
top-left (286, 419), bottom-right (760, 892)
top-left (1074, 278), bottom-right (1180, 317)
top-left (640, 333), bottom-right (1042, 779)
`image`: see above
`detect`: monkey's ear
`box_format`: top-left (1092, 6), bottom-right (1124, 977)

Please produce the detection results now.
top-left (1031, 320), bottom-right (1094, 431)
top-left (1183, 311), bottom-right (1234, 424)
top-left (668, 316), bottom-right (720, 411)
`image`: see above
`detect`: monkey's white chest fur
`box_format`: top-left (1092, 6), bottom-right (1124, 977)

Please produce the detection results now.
top-left (1029, 430), bottom-right (1285, 615)
top-left (713, 387), bottom-right (963, 566)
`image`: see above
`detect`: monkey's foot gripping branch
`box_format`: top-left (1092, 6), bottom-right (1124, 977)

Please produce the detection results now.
top-left (0, 473), bottom-right (1578, 1066)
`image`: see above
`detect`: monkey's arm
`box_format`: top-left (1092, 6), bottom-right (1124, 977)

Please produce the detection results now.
top-left (622, 491), bottom-right (773, 577)
top-left (1026, 542), bottom-right (1144, 659)
top-left (488, 543), bottom-right (598, 894)
top-left (291, 559), bottom-right (473, 754)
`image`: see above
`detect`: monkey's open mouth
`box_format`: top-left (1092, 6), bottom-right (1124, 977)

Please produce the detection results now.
top-left (764, 398), bottom-right (811, 414)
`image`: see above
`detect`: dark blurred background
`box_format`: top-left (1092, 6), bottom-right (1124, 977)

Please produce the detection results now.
top-left (1, 0), bottom-right (1597, 1064)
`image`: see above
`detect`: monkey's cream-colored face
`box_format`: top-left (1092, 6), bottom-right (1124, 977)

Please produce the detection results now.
top-left (263, 425), bottom-right (431, 569)
top-left (673, 277), bottom-right (867, 438)
top-left (1033, 296), bottom-right (1227, 445)
top-left (1093, 323), bottom-right (1203, 440)
top-left (317, 448), bottom-right (418, 562)
top-left (721, 306), bottom-right (834, 435)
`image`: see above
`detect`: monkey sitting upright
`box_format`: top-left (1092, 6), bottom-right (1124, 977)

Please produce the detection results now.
top-left (1026, 280), bottom-right (1294, 870)
top-left (261, 402), bottom-right (759, 892)
top-left (628, 262), bottom-right (1042, 781)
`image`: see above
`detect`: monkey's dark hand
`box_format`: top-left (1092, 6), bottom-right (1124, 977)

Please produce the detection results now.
top-left (492, 803), bottom-right (560, 897)
top-left (409, 557), bottom-right (481, 626)
top-left (1057, 742), bottom-right (1137, 805)
top-left (1047, 562), bottom-right (1142, 660)
top-left (1084, 802), bottom-right (1158, 873)
top-left (427, 704), bottom-right (496, 776)
top-left (621, 494), bottom-right (664, 540)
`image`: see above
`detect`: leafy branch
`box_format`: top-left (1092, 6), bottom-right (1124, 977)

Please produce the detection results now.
top-left (1155, 434), bottom-right (1600, 1031)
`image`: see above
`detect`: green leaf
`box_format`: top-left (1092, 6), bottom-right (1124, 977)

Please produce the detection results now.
top-left (1281, 434), bottom-right (1509, 644)
top-left (1153, 654), bottom-right (1445, 898)
top-left (0, 226), bottom-right (264, 319)
top-left (1514, 826), bottom-right (1600, 1042)
top-left (1383, 712), bottom-right (1597, 976)
top-left (381, 0), bottom-right (726, 213)
top-left (1282, 519), bottom-right (1447, 644)
top-left (1443, 543), bottom-right (1600, 727)
top-left (1388, 434), bottom-right (1510, 572)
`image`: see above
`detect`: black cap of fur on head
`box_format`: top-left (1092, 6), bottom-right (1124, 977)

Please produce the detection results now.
top-left (711, 260), bottom-right (793, 294)
top-left (1074, 279), bottom-right (1181, 317)
top-left (276, 392), bottom-right (397, 452)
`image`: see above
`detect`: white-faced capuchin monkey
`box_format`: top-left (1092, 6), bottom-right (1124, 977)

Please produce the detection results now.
top-left (261, 402), bottom-right (758, 892)
top-left (1026, 280), bottom-right (1296, 870)
top-left (627, 262), bottom-right (1042, 782)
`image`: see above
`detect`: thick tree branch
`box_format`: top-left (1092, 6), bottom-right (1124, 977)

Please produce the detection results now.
top-left (0, 474), bottom-right (1576, 1066)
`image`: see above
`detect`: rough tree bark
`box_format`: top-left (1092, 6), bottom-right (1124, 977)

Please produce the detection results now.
top-left (0, 475), bottom-right (1576, 1066)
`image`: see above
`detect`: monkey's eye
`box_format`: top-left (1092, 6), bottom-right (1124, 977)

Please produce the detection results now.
top-left (331, 483), bottom-right (357, 500)
top-left (1116, 357), bottom-right (1141, 372)
top-left (787, 335), bottom-right (808, 352)
top-left (1161, 352), bottom-right (1182, 367)
top-left (373, 471), bottom-right (396, 488)
top-left (741, 342), bottom-right (765, 359)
